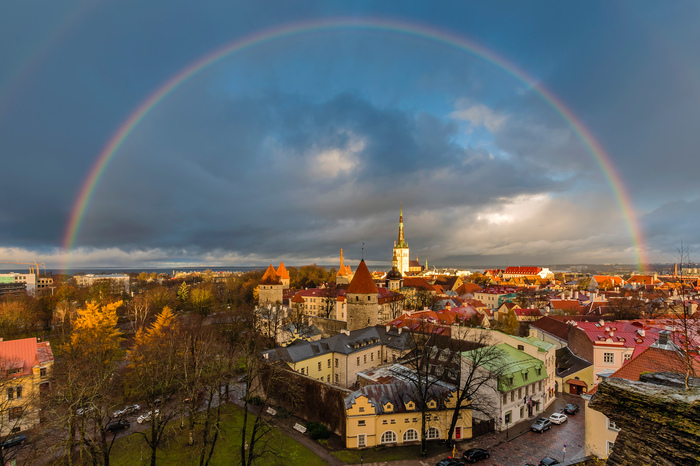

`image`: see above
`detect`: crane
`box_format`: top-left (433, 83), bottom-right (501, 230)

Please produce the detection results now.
top-left (0, 260), bottom-right (47, 277)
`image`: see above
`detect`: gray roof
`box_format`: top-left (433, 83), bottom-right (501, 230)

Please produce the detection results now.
top-left (555, 346), bottom-right (592, 378)
top-left (262, 325), bottom-right (414, 363)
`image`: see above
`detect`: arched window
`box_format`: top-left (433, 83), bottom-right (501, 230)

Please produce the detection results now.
top-left (380, 430), bottom-right (397, 444)
top-left (426, 427), bottom-right (439, 439)
top-left (403, 429), bottom-right (418, 442)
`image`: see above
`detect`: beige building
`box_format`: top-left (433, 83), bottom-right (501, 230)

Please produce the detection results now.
top-left (345, 366), bottom-right (470, 448)
top-left (0, 338), bottom-right (53, 435)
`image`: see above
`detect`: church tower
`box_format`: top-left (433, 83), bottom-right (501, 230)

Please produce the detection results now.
top-left (393, 205), bottom-right (410, 276)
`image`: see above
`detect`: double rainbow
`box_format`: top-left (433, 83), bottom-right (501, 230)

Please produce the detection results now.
top-left (62, 18), bottom-right (647, 270)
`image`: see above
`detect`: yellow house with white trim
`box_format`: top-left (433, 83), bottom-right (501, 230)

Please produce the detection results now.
top-left (344, 378), bottom-right (471, 449)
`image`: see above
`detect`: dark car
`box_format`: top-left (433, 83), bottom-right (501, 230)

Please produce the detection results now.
top-left (2, 435), bottom-right (26, 449)
top-left (530, 417), bottom-right (552, 433)
top-left (463, 448), bottom-right (490, 463)
top-left (539, 457), bottom-right (560, 466)
top-left (436, 459), bottom-right (463, 466)
top-left (105, 419), bottom-right (130, 432)
top-left (563, 403), bottom-right (580, 415)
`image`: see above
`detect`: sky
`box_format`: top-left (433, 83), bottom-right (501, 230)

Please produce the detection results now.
top-left (1, 0), bottom-right (700, 271)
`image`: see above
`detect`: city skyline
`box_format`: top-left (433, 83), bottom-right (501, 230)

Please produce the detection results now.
top-left (2, 1), bottom-right (700, 269)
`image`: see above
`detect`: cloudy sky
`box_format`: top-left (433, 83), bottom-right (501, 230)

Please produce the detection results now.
top-left (1, 1), bottom-right (699, 270)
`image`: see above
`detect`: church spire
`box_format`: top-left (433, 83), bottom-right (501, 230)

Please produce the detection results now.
top-left (396, 204), bottom-right (407, 248)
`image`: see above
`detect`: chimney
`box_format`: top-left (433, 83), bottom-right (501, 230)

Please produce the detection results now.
top-left (340, 329), bottom-right (350, 336)
top-left (658, 330), bottom-right (669, 346)
top-left (386, 325), bottom-right (390, 332)
top-left (398, 327), bottom-right (403, 334)
top-left (600, 320), bottom-right (605, 326)
top-left (574, 291), bottom-right (579, 299)
top-left (638, 329), bottom-right (645, 337)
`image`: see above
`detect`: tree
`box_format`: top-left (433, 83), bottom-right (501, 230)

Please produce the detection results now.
top-left (446, 327), bottom-right (507, 442)
top-left (127, 307), bottom-right (183, 466)
top-left (319, 282), bottom-right (339, 319)
top-left (127, 296), bottom-right (151, 334)
top-left (671, 244), bottom-right (699, 390)
top-left (493, 308), bottom-right (519, 336)
top-left (47, 300), bottom-right (124, 466)
top-left (177, 282), bottom-right (190, 304)
top-left (190, 286), bottom-right (214, 316)
top-left (609, 295), bottom-right (645, 320)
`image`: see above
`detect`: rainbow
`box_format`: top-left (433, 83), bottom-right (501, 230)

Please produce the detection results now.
top-left (62, 18), bottom-right (648, 271)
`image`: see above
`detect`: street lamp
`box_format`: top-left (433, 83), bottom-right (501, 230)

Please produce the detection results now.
top-left (360, 455), bottom-right (363, 465)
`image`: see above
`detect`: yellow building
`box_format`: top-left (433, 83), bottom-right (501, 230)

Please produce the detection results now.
top-left (0, 338), bottom-right (53, 435)
top-left (344, 377), bottom-right (470, 448)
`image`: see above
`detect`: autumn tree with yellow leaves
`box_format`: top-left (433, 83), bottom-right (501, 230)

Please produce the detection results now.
top-left (128, 307), bottom-right (184, 466)
top-left (46, 300), bottom-right (124, 466)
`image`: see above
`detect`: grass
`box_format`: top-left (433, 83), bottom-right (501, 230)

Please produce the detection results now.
top-left (332, 442), bottom-right (451, 464)
top-left (95, 403), bottom-right (327, 466)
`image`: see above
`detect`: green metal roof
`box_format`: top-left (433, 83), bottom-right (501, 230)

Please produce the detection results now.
top-left (462, 343), bottom-right (546, 392)
top-left (511, 335), bottom-right (555, 353)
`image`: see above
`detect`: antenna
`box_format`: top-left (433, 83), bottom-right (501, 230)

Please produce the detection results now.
top-left (362, 242), bottom-right (365, 261)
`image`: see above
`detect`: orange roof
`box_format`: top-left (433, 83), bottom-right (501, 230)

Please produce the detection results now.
top-left (291, 294), bottom-right (305, 304)
top-left (347, 260), bottom-right (378, 294)
top-left (456, 282), bottom-right (483, 294)
top-left (611, 346), bottom-right (696, 380)
top-left (276, 261), bottom-right (290, 280)
top-left (260, 264), bottom-right (281, 285)
top-left (0, 338), bottom-right (53, 377)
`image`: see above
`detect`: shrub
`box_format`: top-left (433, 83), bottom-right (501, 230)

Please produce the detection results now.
top-left (306, 422), bottom-right (331, 440)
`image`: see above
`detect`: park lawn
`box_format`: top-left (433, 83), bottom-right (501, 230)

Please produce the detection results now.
top-left (108, 403), bottom-right (327, 466)
top-left (332, 442), bottom-right (451, 464)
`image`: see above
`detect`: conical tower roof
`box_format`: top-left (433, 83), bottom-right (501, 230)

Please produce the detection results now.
top-left (276, 261), bottom-right (290, 280)
top-left (260, 264), bottom-right (281, 285)
top-left (347, 260), bottom-right (378, 294)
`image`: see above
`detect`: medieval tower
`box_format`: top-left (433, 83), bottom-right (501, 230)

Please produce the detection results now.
top-left (346, 260), bottom-right (380, 331)
top-left (258, 264), bottom-right (283, 306)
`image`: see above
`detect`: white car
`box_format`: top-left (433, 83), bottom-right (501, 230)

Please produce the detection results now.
top-left (136, 409), bottom-right (159, 424)
top-left (549, 413), bottom-right (568, 425)
top-left (113, 404), bottom-right (140, 418)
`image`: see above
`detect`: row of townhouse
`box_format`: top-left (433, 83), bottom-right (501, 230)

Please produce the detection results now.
top-left (262, 326), bottom-right (413, 388)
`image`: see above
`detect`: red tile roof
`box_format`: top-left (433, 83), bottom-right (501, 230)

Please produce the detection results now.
top-left (456, 282), bottom-right (483, 294)
top-left (504, 266), bottom-right (542, 276)
top-left (260, 264), bottom-right (281, 285)
top-left (531, 316), bottom-right (570, 341)
top-left (574, 321), bottom-right (660, 349)
top-left (347, 260), bottom-right (378, 294)
top-left (0, 338), bottom-right (53, 377)
top-left (276, 261), bottom-right (290, 280)
top-left (611, 346), bottom-right (695, 380)
top-left (402, 277), bottom-right (433, 291)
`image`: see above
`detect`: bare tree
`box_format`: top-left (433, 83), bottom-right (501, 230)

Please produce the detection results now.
top-left (671, 244), bottom-right (699, 390)
top-left (320, 282), bottom-right (339, 319)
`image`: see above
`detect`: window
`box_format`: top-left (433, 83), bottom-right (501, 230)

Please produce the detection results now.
top-left (16, 387), bottom-right (21, 399)
top-left (390, 419), bottom-right (396, 424)
top-left (518, 345), bottom-right (524, 351)
top-left (518, 388), bottom-right (522, 398)
top-left (359, 407), bottom-right (365, 412)
top-left (40, 367), bottom-right (47, 377)
top-left (536, 368), bottom-right (542, 376)
top-left (358, 434), bottom-right (366, 447)
top-left (624, 353), bottom-right (632, 362)
top-left (604, 352), bottom-right (614, 364)
top-left (505, 411), bottom-right (511, 424)
top-left (358, 420), bottom-right (366, 426)
top-left (380, 431), bottom-right (397, 444)
top-left (318, 362), bottom-right (322, 371)
top-left (607, 440), bottom-right (615, 456)
top-left (502, 393), bottom-right (507, 404)
top-left (383, 420), bottom-right (388, 425)
top-left (364, 355), bottom-right (367, 364)
top-left (6, 388), bottom-right (13, 400)
top-left (607, 418), bottom-right (620, 431)
top-left (9, 407), bottom-right (22, 421)
top-left (357, 357), bottom-right (360, 365)
top-left (510, 391), bottom-right (514, 402)
top-left (525, 385), bottom-right (529, 396)
top-left (300, 368), bottom-right (304, 375)
top-left (403, 429), bottom-right (418, 442)
top-left (327, 359), bottom-right (331, 368)
top-left (524, 372), bottom-right (529, 381)
top-left (509, 377), bottom-right (514, 386)
top-left (404, 418), bottom-right (410, 423)
top-left (538, 381), bottom-right (542, 391)
top-left (426, 427), bottom-right (439, 439)
top-left (335, 374), bottom-right (339, 383)
top-left (371, 353), bottom-right (374, 361)
top-left (335, 358), bottom-right (339, 367)
top-left (520, 406), bottom-right (524, 418)
top-left (413, 417), bottom-right (418, 422)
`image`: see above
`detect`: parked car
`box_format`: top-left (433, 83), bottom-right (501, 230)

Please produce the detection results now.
top-left (105, 419), bottom-right (130, 432)
top-left (76, 406), bottom-right (95, 416)
top-left (530, 417), bottom-right (552, 433)
top-left (436, 459), bottom-right (463, 466)
top-left (549, 413), bottom-right (568, 424)
top-left (539, 457), bottom-right (560, 466)
top-left (563, 403), bottom-right (580, 415)
top-left (463, 448), bottom-right (490, 463)
top-left (113, 404), bottom-right (140, 418)
top-left (136, 410), bottom-right (160, 424)
top-left (2, 435), bottom-right (26, 449)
